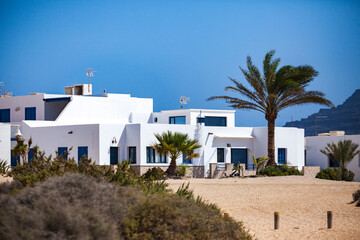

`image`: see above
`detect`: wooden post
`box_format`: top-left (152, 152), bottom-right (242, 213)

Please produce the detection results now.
top-left (327, 211), bottom-right (333, 229)
top-left (274, 212), bottom-right (280, 229)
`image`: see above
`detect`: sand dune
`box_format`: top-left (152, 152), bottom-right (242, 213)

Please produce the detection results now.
top-left (167, 176), bottom-right (360, 240)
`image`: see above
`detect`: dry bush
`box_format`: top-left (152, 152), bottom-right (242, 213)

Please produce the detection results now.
top-left (0, 174), bottom-right (252, 240)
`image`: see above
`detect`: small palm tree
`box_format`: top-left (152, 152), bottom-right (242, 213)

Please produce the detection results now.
top-left (320, 140), bottom-right (360, 178)
top-left (208, 50), bottom-right (333, 166)
top-left (12, 136), bottom-right (32, 163)
top-left (249, 150), bottom-right (268, 175)
top-left (152, 131), bottom-right (201, 176)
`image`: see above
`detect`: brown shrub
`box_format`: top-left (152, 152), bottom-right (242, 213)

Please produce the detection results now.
top-left (0, 174), bottom-right (252, 240)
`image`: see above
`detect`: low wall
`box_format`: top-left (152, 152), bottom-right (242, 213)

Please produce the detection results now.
top-left (209, 163), bottom-right (234, 178)
top-left (302, 166), bottom-right (320, 178)
top-left (132, 165), bottom-right (205, 178)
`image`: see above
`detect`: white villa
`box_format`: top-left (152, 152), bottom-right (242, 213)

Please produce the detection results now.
top-left (0, 84), bottom-right (305, 177)
top-left (305, 131), bottom-right (360, 181)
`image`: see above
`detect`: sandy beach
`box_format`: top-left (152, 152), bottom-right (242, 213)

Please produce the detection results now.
top-left (167, 176), bottom-right (360, 240)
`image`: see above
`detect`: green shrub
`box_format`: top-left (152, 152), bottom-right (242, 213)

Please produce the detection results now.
top-left (0, 174), bottom-right (252, 240)
top-left (142, 167), bottom-right (165, 180)
top-left (0, 160), bottom-right (10, 175)
top-left (176, 164), bottom-right (191, 177)
top-left (352, 189), bottom-right (360, 207)
top-left (259, 165), bottom-right (301, 176)
top-left (9, 150), bottom-right (168, 195)
top-left (315, 168), bottom-right (354, 181)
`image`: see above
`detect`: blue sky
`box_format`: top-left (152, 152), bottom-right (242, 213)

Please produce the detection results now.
top-left (1, 0), bottom-right (359, 127)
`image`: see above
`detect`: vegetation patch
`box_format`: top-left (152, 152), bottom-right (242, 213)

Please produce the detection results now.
top-left (316, 168), bottom-right (354, 181)
top-left (351, 189), bottom-right (360, 207)
top-left (259, 165), bottom-right (301, 176)
top-left (0, 174), bottom-right (252, 240)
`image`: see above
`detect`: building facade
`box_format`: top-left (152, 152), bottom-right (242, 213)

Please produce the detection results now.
top-left (305, 133), bottom-right (360, 181)
top-left (0, 84), bottom-right (305, 177)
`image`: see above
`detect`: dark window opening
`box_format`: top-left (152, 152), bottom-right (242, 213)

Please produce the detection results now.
top-left (205, 116), bottom-right (226, 127)
top-left (217, 148), bottom-right (225, 163)
top-left (169, 116), bottom-right (186, 124)
top-left (129, 147), bottom-right (136, 164)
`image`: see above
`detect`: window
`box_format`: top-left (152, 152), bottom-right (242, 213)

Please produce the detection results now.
top-left (146, 147), bottom-right (167, 163)
top-left (205, 116), bottom-right (226, 127)
top-left (329, 157), bottom-right (339, 168)
top-left (217, 148), bottom-right (225, 163)
top-left (28, 148), bottom-right (34, 162)
top-left (11, 150), bottom-right (20, 166)
top-left (58, 147), bottom-right (68, 160)
top-left (78, 146), bottom-right (88, 163)
top-left (0, 109), bottom-right (10, 122)
top-left (129, 147), bottom-right (136, 164)
top-left (25, 107), bottom-right (36, 120)
top-left (278, 148), bottom-right (286, 164)
top-left (147, 147), bottom-right (156, 163)
top-left (110, 147), bottom-right (118, 165)
top-left (169, 116), bottom-right (186, 124)
top-left (183, 153), bottom-right (192, 164)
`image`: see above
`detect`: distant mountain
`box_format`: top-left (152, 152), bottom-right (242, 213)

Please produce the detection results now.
top-left (283, 89), bottom-right (360, 136)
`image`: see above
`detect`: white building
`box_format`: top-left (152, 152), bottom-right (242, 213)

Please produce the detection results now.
top-left (305, 131), bottom-right (360, 181)
top-left (0, 84), bottom-right (305, 177)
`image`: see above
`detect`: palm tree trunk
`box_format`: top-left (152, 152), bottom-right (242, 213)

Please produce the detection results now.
top-left (266, 118), bottom-right (277, 166)
top-left (166, 158), bottom-right (177, 176)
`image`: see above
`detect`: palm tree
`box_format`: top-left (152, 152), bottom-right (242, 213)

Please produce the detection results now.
top-left (12, 136), bottom-right (32, 163)
top-left (249, 150), bottom-right (268, 175)
top-left (208, 50), bottom-right (333, 166)
top-left (320, 140), bottom-right (360, 178)
top-left (152, 131), bottom-right (201, 176)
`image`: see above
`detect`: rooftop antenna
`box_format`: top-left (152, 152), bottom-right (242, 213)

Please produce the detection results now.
top-left (180, 96), bottom-right (190, 109)
top-left (86, 68), bottom-right (96, 94)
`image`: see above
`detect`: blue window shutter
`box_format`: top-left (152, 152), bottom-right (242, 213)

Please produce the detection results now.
top-left (25, 107), bottom-right (36, 120)
top-left (78, 146), bottom-right (88, 163)
top-left (0, 109), bottom-right (10, 122)
top-left (58, 147), bottom-right (68, 160)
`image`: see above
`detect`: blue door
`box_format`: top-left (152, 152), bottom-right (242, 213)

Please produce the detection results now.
top-left (231, 149), bottom-right (247, 167)
top-left (11, 150), bottom-right (20, 166)
top-left (78, 146), bottom-right (88, 163)
top-left (278, 148), bottom-right (286, 164)
top-left (110, 147), bottom-right (118, 165)
top-left (58, 147), bottom-right (68, 160)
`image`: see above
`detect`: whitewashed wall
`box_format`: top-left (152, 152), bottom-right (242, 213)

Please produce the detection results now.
top-left (306, 135), bottom-right (360, 181)
top-left (253, 127), bottom-right (305, 170)
top-left (56, 94), bottom-right (153, 123)
top-left (0, 94), bottom-right (45, 122)
top-left (17, 122), bottom-right (100, 164)
top-left (0, 124), bottom-right (11, 165)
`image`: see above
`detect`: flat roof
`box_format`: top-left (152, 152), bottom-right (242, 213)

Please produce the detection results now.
top-left (160, 109), bottom-right (235, 113)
